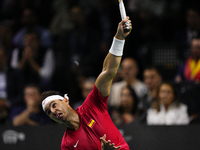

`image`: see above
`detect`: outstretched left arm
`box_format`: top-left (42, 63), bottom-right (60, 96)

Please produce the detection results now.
top-left (95, 17), bottom-right (132, 97)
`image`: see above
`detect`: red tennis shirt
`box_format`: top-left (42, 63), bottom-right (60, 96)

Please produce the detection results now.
top-left (61, 85), bottom-right (129, 150)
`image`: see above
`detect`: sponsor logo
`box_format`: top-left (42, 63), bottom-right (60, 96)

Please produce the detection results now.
top-left (73, 140), bottom-right (79, 148)
top-left (2, 130), bottom-right (25, 144)
top-left (42, 100), bottom-right (46, 105)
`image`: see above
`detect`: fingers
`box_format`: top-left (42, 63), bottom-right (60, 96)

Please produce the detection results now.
top-left (100, 134), bottom-right (122, 150)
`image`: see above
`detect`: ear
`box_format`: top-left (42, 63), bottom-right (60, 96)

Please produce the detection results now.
top-left (63, 98), bottom-right (69, 104)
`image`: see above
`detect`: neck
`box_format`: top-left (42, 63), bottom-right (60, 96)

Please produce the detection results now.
top-left (64, 110), bottom-right (80, 130)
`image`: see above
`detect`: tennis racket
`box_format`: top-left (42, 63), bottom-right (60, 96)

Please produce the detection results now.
top-left (118, 0), bottom-right (130, 32)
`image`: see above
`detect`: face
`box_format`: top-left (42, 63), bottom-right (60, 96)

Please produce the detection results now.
top-left (44, 99), bottom-right (69, 124)
top-left (121, 58), bottom-right (138, 81)
top-left (191, 39), bottom-right (200, 60)
top-left (143, 69), bottom-right (161, 90)
top-left (21, 9), bottom-right (36, 26)
top-left (120, 87), bottom-right (134, 108)
top-left (158, 84), bottom-right (174, 106)
top-left (24, 87), bottom-right (41, 106)
top-left (187, 9), bottom-right (200, 30)
top-left (70, 6), bottom-right (85, 26)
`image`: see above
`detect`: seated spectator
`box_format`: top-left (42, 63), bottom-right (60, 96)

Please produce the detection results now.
top-left (111, 86), bottom-right (139, 125)
top-left (12, 8), bottom-right (52, 48)
top-left (10, 84), bottom-right (53, 126)
top-left (10, 29), bottom-right (55, 92)
top-left (147, 82), bottom-right (190, 125)
top-left (175, 36), bottom-right (200, 83)
top-left (142, 66), bottom-right (162, 113)
top-left (109, 57), bottom-right (148, 110)
top-left (73, 77), bottom-right (95, 110)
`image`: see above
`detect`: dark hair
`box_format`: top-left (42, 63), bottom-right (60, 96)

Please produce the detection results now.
top-left (144, 65), bottom-right (162, 77)
top-left (119, 85), bottom-right (139, 115)
top-left (152, 81), bottom-right (180, 112)
top-left (40, 91), bottom-right (62, 105)
top-left (187, 5), bottom-right (200, 15)
top-left (24, 83), bottom-right (41, 93)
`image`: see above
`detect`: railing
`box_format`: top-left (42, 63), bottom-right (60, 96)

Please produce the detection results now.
top-left (1, 123), bottom-right (200, 150)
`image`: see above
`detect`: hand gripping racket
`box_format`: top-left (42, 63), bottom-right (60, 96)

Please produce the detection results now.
top-left (119, 0), bottom-right (130, 32)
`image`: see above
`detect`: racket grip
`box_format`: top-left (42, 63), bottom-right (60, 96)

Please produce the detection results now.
top-left (124, 20), bottom-right (130, 32)
top-left (119, 0), bottom-right (130, 32)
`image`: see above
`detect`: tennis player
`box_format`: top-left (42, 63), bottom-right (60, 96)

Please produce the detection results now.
top-left (41, 16), bottom-right (132, 150)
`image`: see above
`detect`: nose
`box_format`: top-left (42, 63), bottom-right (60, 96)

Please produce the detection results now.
top-left (50, 108), bottom-right (57, 117)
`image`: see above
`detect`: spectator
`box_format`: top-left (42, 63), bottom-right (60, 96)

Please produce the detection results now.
top-left (142, 66), bottom-right (162, 113)
top-left (109, 57), bottom-right (148, 110)
top-left (11, 84), bottom-right (53, 126)
top-left (173, 5), bottom-right (200, 60)
top-left (175, 36), bottom-right (200, 83)
top-left (53, 5), bottom-right (102, 99)
top-left (147, 82), bottom-right (190, 125)
top-left (12, 8), bottom-right (52, 48)
top-left (10, 29), bottom-right (55, 92)
top-left (111, 86), bottom-right (139, 125)
top-left (73, 77), bottom-right (95, 110)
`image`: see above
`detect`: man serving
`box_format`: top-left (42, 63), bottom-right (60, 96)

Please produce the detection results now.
top-left (41, 16), bottom-right (132, 150)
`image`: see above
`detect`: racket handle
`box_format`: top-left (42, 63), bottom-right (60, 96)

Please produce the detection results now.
top-left (119, 0), bottom-right (130, 32)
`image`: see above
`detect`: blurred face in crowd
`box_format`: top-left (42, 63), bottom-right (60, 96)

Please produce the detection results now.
top-left (158, 83), bottom-right (174, 107)
top-left (121, 58), bottom-right (138, 81)
top-left (120, 87), bottom-right (134, 109)
top-left (187, 9), bottom-right (200, 30)
top-left (24, 86), bottom-right (41, 107)
top-left (70, 6), bottom-right (85, 27)
top-left (21, 9), bottom-right (36, 26)
top-left (82, 81), bottom-right (94, 99)
top-left (143, 68), bottom-right (162, 90)
top-left (0, 48), bottom-right (6, 72)
top-left (191, 38), bottom-right (200, 60)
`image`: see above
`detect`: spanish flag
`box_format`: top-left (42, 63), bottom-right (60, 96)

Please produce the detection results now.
top-left (88, 119), bottom-right (96, 128)
top-left (184, 57), bottom-right (200, 82)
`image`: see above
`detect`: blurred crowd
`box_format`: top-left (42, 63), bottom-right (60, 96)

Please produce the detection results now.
top-left (0, 0), bottom-right (200, 126)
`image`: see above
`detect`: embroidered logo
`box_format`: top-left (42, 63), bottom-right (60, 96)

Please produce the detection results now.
top-left (87, 119), bottom-right (96, 128)
top-left (73, 140), bottom-right (79, 148)
top-left (42, 100), bottom-right (46, 105)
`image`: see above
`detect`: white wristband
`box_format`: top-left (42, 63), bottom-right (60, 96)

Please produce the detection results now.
top-left (109, 37), bottom-right (125, 56)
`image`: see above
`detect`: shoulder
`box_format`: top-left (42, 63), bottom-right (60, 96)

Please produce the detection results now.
top-left (147, 107), bottom-right (158, 114)
top-left (177, 103), bottom-right (188, 111)
top-left (111, 81), bottom-right (126, 90)
top-left (134, 80), bottom-right (147, 88)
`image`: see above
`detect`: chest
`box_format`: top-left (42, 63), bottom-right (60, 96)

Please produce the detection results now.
top-left (62, 115), bottom-right (108, 150)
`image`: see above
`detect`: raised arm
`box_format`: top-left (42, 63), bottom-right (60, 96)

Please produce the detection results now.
top-left (95, 17), bottom-right (132, 97)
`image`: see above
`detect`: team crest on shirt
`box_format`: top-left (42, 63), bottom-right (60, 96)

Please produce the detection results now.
top-left (87, 119), bottom-right (96, 128)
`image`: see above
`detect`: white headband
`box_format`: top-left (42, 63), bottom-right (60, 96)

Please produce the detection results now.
top-left (42, 94), bottom-right (69, 111)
